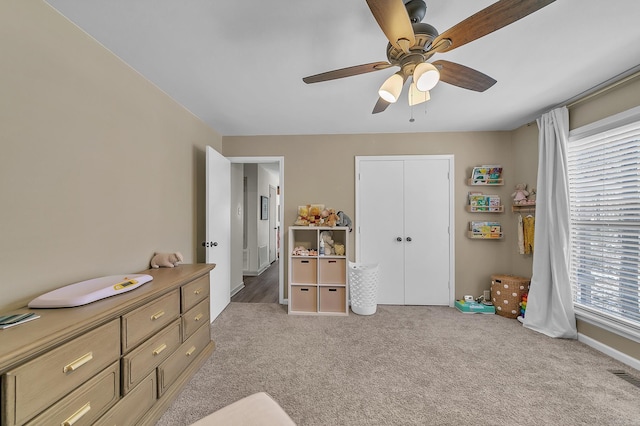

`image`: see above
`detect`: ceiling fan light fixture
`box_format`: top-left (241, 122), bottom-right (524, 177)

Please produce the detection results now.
top-left (408, 82), bottom-right (430, 106)
top-left (413, 62), bottom-right (440, 92)
top-left (378, 73), bottom-right (404, 103)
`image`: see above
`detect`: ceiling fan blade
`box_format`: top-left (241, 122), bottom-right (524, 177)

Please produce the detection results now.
top-left (303, 62), bottom-right (392, 84)
top-left (433, 60), bottom-right (497, 92)
top-left (372, 97), bottom-right (391, 114)
top-left (429, 0), bottom-right (556, 53)
top-left (366, 0), bottom-right (416, 52)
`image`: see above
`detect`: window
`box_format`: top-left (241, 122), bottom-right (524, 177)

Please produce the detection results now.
top-left (567, 108), bottom-right (640, 338)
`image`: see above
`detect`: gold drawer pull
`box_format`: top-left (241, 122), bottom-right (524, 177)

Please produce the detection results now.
top-left (185, 346), bottom-right (196, 357)
top-left (194, 313), bottom-right (203, 322)
top-left (194, 288), bottom-right (202, 295)
top-left (63, 352), bottom-right (93, 373)
top-left (150, 310), bottom-right (165, 321)
top-left (153, 343), bottom-right (167, 356)
top-left (62, 402), bottom-right (91, 426)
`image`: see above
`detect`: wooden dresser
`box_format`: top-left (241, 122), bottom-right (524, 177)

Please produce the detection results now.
top-left (0, 263), bottom-right (215, 426)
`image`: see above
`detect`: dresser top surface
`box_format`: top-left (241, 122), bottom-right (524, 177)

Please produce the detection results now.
top-left (0, 264), bottom-right (214, 372)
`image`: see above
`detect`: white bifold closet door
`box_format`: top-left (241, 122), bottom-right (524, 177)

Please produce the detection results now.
top-left (356, 156), bottom-right (453, 305)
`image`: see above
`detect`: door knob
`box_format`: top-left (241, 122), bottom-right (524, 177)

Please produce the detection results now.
top-left (396, 237), bottom-right (402, 242)
top-left (202, 241), bottom-right (219, 247)
top-left (406, 237), bottom-right (412, 242)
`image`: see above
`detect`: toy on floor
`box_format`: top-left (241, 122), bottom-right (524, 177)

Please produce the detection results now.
top-left (517, 293), bottom-right (528, 323)
top-left (150, 252), bottom-right (183, 268)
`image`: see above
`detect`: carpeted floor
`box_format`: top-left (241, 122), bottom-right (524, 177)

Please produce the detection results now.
top-left (157, 303), bottom-right (640, 425)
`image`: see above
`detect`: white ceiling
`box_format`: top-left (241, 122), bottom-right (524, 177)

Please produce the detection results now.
top-left (46, 0), bottom-right (640, 137)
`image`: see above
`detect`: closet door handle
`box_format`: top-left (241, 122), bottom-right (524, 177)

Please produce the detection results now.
top-left (406, 237), bottom-right (412, 242)
top-left (396, 237), bottom-right (402, 242)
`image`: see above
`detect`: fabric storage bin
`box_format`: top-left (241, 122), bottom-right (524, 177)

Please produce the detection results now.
top-left (491, 274), bottom-right (530, 318)
top-left (319, 287), bottom-right (346, 313)
top-left (290, 285), bottom-right (317, 312)
top-left (291, 258), bottom-right (317, 284)
top-left (318, 258), bottom-right (346, 284)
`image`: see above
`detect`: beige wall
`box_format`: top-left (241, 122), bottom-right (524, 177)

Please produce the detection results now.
top-left (0, 1), bottom-right (221, 311)
top-left (223, 132), bottom-right (520, 300)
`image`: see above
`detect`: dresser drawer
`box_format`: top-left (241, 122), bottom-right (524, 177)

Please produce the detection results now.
top-left (3, 319), bottom-right (120, 426)
top-left (181, 274), bottom-right (209, 312)
top-left (94, 371), bottom-right (156, 426)
top-left (121, 319), bottom-right (181, 394)
top-left (182, 298), bottom-right (210, 342)
top-left (157, 323), bottom-right (210, 397)
top-left (25, 361), bottom-right (119, 426)
top-left (121, 290), bottom-right (180, 353)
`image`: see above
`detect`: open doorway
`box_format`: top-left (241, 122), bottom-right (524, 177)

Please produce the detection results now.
top-left (227, 157), bottom-right (284, 304)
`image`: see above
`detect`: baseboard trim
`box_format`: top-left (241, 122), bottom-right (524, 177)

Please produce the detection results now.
top-left (578, 333), bottom-right (640, 371)
top-left (230, 283), bottom-right (245, 297)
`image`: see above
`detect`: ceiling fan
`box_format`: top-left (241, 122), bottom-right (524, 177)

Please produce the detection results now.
top-left (302, 0), bottom-right (556, 114)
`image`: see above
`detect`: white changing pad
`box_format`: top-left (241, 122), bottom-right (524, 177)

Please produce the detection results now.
top-left (28, 274), bottom-right (153, 308)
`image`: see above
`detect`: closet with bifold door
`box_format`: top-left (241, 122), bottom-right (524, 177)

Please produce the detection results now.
top-left (355, 155), bottom-right (454, 306)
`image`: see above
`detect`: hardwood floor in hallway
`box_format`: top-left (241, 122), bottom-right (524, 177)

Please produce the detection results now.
top-left (232, 260), bottom-right (279, 303)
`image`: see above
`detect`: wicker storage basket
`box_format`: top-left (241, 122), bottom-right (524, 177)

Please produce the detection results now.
top-left (491, 274), bottom-right (530, 319)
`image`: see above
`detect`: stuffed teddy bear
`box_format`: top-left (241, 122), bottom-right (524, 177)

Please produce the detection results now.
top-left (321, 208), bottom-right (339, 227)
top-left (319, 231), bottom-right (335, 255)
top-left (333, 243), bottom-right (345, 256)
top-left (511, 183), bottom-right (530, 205)
top-left (150, 252), bottom-right (184, 268)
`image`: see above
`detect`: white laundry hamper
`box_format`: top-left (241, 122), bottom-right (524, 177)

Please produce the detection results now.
top-left (348, 262), bottom-right (379, 315)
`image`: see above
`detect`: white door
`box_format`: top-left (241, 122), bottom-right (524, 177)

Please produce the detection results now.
top-left (206, 146), bottom-right (231, 321)
top-left (403, 159), bottom-right (451, 305)
top-left (356, 156), bottom-right (453, 306)
top-left (358, 159), bottom-right (406, 304)
top-left (269, 185), bottom-right (277, 263)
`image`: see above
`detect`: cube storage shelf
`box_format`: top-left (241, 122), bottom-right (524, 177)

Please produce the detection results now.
top-left (288, 226), bottom-right (349, 316)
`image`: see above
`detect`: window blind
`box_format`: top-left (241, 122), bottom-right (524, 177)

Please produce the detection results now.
top-left (567, 120), bottom-right (640, 330)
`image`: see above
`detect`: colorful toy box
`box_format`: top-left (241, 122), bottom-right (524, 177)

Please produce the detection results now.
top-left (455, 300), bottom-right (496, 314)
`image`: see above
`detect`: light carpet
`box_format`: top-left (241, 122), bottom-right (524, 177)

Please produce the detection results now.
top-left (157, 303), bottom-right (640, 425)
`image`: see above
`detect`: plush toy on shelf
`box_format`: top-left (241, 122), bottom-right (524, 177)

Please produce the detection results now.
top-left (337, 211), bottom-right (353, 231)
top-left (320, 208), bottom-right (339, 227)
top-left (319, 231), bottom-right (335, 255)
top-left (527, 188), bottom-right (536, 204)
top-left (292, 246), bottom-right (310, 256)
top-left (511, 183), bottom-right (530, 205)
top-left (150, 252), bottom-right (183, 268)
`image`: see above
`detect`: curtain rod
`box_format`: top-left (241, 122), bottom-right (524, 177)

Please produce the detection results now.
top-left (526, 64), bottom-right (640, 126)
top-left (562, 64), bottom-right (640, 109)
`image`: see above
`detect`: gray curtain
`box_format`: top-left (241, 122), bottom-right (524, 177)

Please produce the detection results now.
top-left (523, 106), bottom-right (577, 339)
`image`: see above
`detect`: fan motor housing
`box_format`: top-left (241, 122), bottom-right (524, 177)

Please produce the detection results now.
top-left (386, 22), bottom-right (438, 66)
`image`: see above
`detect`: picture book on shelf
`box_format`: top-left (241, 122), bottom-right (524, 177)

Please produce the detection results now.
top-left (471, 165), bottom-right (503, 183)
top-left (469, 221), bottom-right (502, 237)
top-left (468, 193), bottom-right (501, 211)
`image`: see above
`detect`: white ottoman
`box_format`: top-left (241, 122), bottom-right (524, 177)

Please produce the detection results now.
top-left (190, 392), bottom-right (296, 426)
